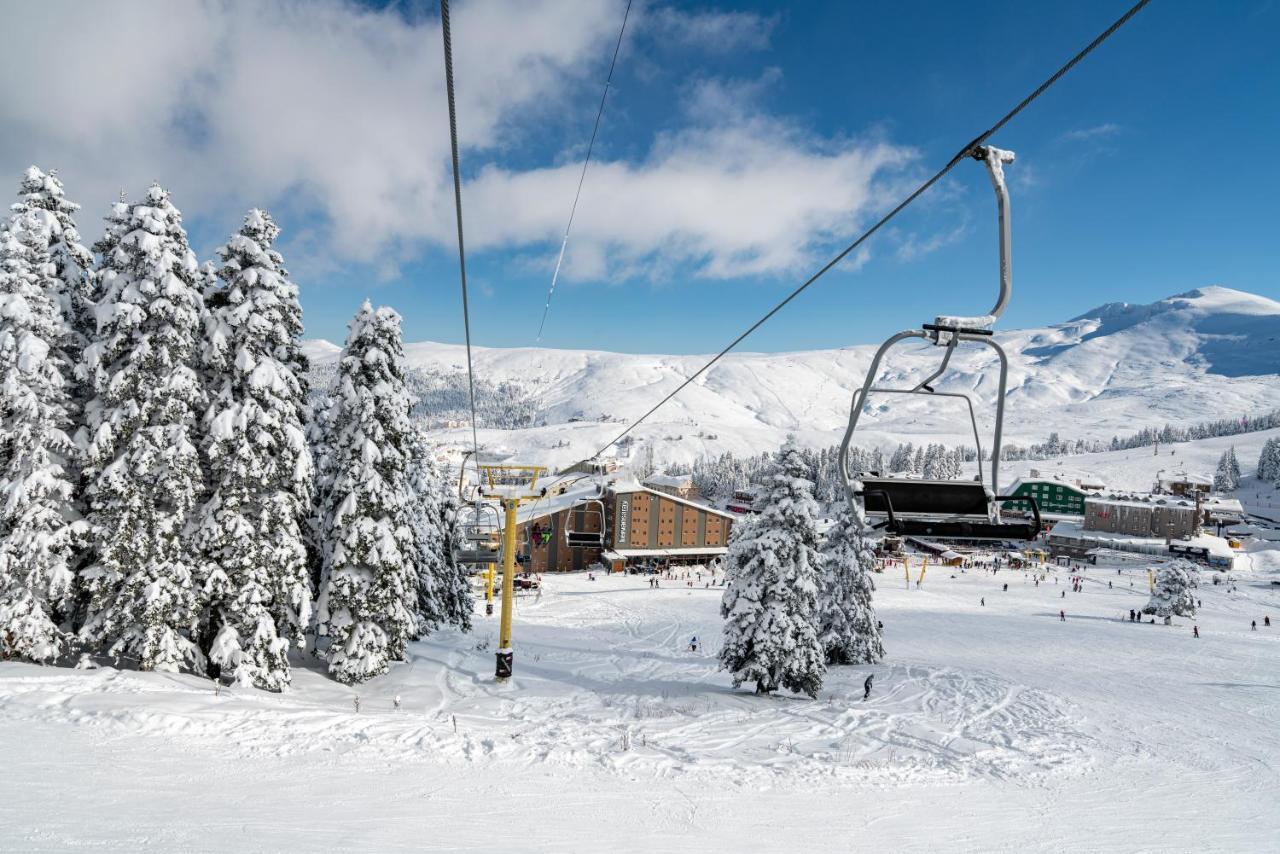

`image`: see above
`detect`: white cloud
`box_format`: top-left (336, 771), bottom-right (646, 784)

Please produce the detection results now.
top-left (0, 0), bottom-right (912, 283)
top-left (641, 6), bottom-right (777, 52)
top-left (1060, 122), bottom-right (1121, 142)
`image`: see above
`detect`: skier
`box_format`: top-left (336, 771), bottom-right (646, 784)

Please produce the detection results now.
top-left (1129, 609), bottom-right (1136, 622)
top-left (1252, 620), bottom-right (1257, 631)
top-left (1059, 610), bottom-right (1066, 622)
top-left (980, 597), bottom-right (985, 607)
top-left (1266, 616), bottom-right (1272, 627)
top-left (394, 695), bottom-right (401, 710)
top-left (689, 636), bottom-right (699, 653)
top-left (1061, 590), bottom-right (1066, 598)
top-left (863, 673), bottom-right (874, 701)
top-left (1108, 581), bottom-right (1113, 589)
top-left (1002, 583), bottom-right (1008, 592)
top-left (1193, 625), bottom-right (1200, 638)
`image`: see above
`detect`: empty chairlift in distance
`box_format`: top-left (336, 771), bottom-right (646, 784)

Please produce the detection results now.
top-left (838, 145), bottom-right (1040, 542)
top-left (564, 491), bottom-right (607, 549)
top-left (456, 502), bottom-right (503, 568)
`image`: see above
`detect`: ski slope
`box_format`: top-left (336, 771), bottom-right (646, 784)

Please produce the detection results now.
top-left (3, 550), bottom-right (1279, 851)
top-left (305, 286), bottom-right (1280, 468)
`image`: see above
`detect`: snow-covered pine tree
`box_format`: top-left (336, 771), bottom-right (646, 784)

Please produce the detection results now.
top-left (1213, 449), bottom-right (1239, 493)
top-left (314, 302), bottom-right (419, 683)
top-left (719, 437), bottom-right (825, 697)
top-left (817, 502), bottom-right (884, 666)
top-left (9, 168), bottom-right (94, 391)
top-left (304, 388), bottom-right (336, 593)
top-left (78, 185), bottom-right (208, 673)
top-left (191, 210), bottom-right (313, 690)
top-left (435, 486), bottom-right (471, 630)
top-left (888, 443), bottom-right (912, 475)
top-left (1258, 438), bottom-right (1280, 485)
top-left (0, 220), bottom-right (82, 662)
top-left (405, 427), bottom-right (472, 634)
top-left (911, 446), bottom-right (924, 477)
top-left (1142, 559), bottom-right (1199, 618)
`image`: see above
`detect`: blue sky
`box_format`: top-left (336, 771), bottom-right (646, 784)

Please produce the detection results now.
top-left (2, 1), bottom-right (1277, 352)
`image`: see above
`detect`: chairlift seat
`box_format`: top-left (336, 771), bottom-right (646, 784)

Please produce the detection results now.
top-left (564, 496), bottom-right (607, 550)
top-left (859, 478), bottom-right (1041, 541)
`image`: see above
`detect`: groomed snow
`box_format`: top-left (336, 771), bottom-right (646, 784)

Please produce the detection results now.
top-left (3, 550), bottom-right (1279, 851)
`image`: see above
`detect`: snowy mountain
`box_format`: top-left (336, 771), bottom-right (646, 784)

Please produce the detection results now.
top-left (304, 286), bottom-right (1280, 467)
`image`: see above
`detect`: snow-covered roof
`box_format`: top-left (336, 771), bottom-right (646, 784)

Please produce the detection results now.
top-left (514, 481), bottom-right (604, 526)
top-left (1170, 534), bottom-right (1235, 560)
top-left (603, 547), bottom-right (728, 559)
top-left (644, 473), bottom-right (694, 489)
top-left (1048, 520), bottom-right (1236, 564)
top-left (1086, 493), bottom-right (1199, 511)
top-left (1158, 472), bottom-right (1212, 486)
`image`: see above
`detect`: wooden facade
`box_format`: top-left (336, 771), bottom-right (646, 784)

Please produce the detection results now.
top-left (610, 488), bottom-right (731, 552)
top-left (514, 486), bottom-right (734, 573)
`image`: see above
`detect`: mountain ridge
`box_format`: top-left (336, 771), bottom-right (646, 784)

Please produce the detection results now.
top-left (304, 286), bottom-right (1280, 466)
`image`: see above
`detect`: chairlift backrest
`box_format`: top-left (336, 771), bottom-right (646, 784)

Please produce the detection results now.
top-left (565, 497), bottom-right (607, 548)
top-left (861, 478), bottom-right (991, 517)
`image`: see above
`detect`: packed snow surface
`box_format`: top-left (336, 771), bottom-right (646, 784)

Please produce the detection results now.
top-left (3, 550), bottom-right (1279, 849)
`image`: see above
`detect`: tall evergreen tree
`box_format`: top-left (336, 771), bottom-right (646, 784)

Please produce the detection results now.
top-left (817, 503), bottom-right (885, 666)
top-left (1213, 448), bottom-right (1240, 493)
top-left (192, 210), bottom-right (313, 690)
top-left (719, 437), bottom-right (825, 697)
top-left (0, 221), bottom-right (81, 662)
top-left (1258, 438), bottom-right (1280, 485)
top-left (406, 428), bottom-right (471, 634)
top-left (78, 185), bottom-right (208, 672)
top-left (314, 303), bottom-right (418, 683)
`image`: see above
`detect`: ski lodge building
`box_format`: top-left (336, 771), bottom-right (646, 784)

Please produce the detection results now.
top-left (1044, 490), bottom-right (1238, 568)
top-left (513, 476), bottom-right (734, 573)
top-left (1001, 475), bottom-right (1094, 518)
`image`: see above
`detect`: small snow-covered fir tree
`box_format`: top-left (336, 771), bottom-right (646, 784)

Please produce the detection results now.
top-left (78, 185), bottom-right (208, 672)
top-left (719, 437), bottom-right (825, 697)
top-left (0, 222), bottom-right (82, 662)
top-left (314, 303), bottom-right (419, 683)
top-left (1258, 438), bottom-right (1280, 485)
top-left (817, 502), bottom-right (885, 666)
top-left (1213, 448), bottom-right (1240, 492)
top-left (1142, 559), bottom-right (1199, 618)
top-left (192, 210), bottom-right (313, 690)
top-left (406, 428), bottom-right (471, 634)
top-left (9, 168), bottom-right (94, 387)
top-left (888, 443), bottom-right (912, 475)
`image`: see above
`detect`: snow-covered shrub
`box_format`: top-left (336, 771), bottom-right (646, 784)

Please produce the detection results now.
top-left (1142, 559), bottom-right (1199, 618)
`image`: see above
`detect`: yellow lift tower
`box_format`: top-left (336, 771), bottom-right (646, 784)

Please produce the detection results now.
top-left (475, 461), bottom-right (547, 681)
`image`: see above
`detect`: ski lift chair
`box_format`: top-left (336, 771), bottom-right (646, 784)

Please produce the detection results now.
top-left (456, 502), bottom-right (503, 567)
top-left (565, 491), bottom-right (608, 549)
top-left (837, 146), bottom-right (1041, 542)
